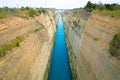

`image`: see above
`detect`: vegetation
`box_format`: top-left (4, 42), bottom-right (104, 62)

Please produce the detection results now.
top-left (84, 1), bottom-right (120, 15)
top-left (93, 37), bottom-right (99, 41)
top-left (0, 7), bottom-right (18, 19)
top-left (0, 7), bottom-right (45, 57)
top-left (34, 26), bottom-right (44, 32)
top-left (84, 31), bottom-right (99, 41)
top-left (71, 67), bottom-right (77, 80)
top-left (94, 10), bottom-right (120, 15)
top-left (110, 32), bottom-right (120, 59)
top-left (66, 38), bottom-right (77, 80)
top-left (28, 26), bottom-right (44, 34)
top-left (0, 36), bottom-right (24, 57)
top-left (0, 25), bottom-right (44, 57)
top-left (0, 7), bottom-right (47, 19)
top-left (28, 9), bottom-right (37, 17)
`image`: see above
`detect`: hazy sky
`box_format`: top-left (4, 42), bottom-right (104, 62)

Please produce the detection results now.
top-left (0, 0), bottom-right (120, 9)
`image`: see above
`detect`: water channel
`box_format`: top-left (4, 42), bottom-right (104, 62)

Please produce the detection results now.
top-left (48, 13), bottom-right (72, 80)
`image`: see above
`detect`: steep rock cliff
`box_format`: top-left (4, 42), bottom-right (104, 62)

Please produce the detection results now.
top-left (0, 9), bottom-right (58, 80)
top-left (64, 10), bottom-right (120, 80)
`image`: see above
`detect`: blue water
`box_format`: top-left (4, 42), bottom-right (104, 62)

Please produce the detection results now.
top-left (48, 14), bottom-right (72, 80)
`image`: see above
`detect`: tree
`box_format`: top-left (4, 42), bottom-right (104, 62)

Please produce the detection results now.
top-left (105, 4), bottom-right (114, 10)
top-left (84, 1), bottom-right (120, 11)
top-left (85, 1), bottom-right (97, 12)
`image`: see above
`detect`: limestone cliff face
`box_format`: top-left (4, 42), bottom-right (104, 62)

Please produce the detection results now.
top-left (64, 10), bottom-right (120, 80)
top-left (63, 10), bottom-right (89, 80)
top-left (0, 9), bottom-right (58, 80)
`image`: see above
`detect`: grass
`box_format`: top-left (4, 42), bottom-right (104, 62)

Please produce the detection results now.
top-left (102, 10), bottom-right (120, 15)
top-left (93, 9), bottom-right (120, 15)
top-left (0, 7), bottom-right (47, 19)
top-left (0, 36), bottom-right (24, 57)
top-left (0, 9), bottom-right (12, 19)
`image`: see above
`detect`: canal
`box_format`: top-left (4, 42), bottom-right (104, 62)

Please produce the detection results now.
top-left (48, 13), bottom-right (72, 80)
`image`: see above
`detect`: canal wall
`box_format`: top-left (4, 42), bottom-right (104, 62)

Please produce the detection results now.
top-left (0, 9), bottom-right (58, 80)
top-left (63, 9), bottom-right (120, 80)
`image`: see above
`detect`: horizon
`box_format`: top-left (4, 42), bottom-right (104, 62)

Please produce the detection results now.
top-left (0, 0), bottom-right (120, 9)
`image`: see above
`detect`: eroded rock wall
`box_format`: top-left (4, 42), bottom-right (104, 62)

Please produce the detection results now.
top-left (0, 9), bottom-right (58, 80)
top-left (63, 10), bottom-right (90, 80)
top-left (64, 10), bottom-right (120, 80)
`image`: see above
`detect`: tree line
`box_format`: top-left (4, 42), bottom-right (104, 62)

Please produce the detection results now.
top-left (84, 1), bottom-right (120, 12)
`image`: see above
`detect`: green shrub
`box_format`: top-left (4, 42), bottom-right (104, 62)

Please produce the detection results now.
top-left (28, 9), bottom-right (37, 17)
top-left (0, 7), bottom-right (47, 19)
top-left (28, 26), bottom-right (44, 34)
top-left (34, 26), bottom-right (44, 32)
top-left (0, 10), bottom-right (9, 19)
top-left (0, 8), bottom-right (18, 19)
top-left (93, 37), bottom-right (99, 41)
top-left (110, 32), bottom-right (120, 59)
top-left (0, 36), bottom-right (24, 57)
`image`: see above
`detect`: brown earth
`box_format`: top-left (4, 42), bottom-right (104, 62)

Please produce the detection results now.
top-left (0, 10), bottom-right (58, 80)
top-left (64, 10), bottom-right (120, 80)
top-left (78, 13), bottom-right (120, 80)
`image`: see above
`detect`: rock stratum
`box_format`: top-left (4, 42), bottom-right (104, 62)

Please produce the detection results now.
top-left (0, 9), bottom-right (58, 80)
top-left (63, 9), bottom-right (120, 80)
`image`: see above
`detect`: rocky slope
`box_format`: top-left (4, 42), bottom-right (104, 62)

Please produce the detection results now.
top-left (0, 9), bottom-right (58, 80)
top-left (63, 9), bottom-right (120, 80)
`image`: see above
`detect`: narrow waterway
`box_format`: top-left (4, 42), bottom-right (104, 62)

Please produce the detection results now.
top-left (48, 13), bottom-right (72, 80)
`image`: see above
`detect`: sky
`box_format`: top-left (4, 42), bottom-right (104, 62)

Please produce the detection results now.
top-left (0, 0), bottom-right (120, 9)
